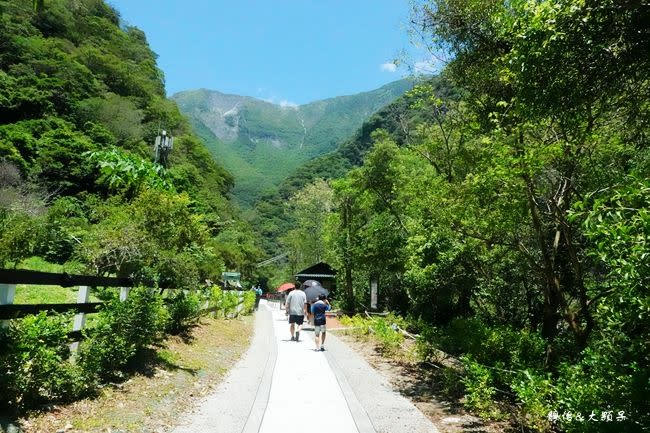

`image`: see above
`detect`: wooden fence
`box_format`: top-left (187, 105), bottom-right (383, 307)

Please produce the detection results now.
top-left (0, 269), bottom-right (247, 344)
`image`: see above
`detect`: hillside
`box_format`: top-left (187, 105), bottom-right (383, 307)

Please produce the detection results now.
top-left (173, 79), bottom-right (413, 204)
top-left (0, 0), bottom-right (260, 283)
top-left (247, 75), bottom-right (454, 254)
top-left (278, 75), bottom-right (457, 198)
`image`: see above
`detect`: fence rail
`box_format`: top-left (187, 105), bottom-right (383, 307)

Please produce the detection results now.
top-left (0, 302), bottom-right (103, 320)
top-left (0, 269), bottom-right (134, 288)
top-left (0, 269), bottom-right (248, 344)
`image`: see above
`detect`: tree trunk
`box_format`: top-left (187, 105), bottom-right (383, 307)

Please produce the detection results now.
top-left (342, 198), bottom-right (355, 310)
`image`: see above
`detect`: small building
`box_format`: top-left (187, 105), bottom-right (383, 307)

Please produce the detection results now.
top-left (294, 262), bottom-right (336, 292)
top-left (221, 271), bottom-right (242, 290)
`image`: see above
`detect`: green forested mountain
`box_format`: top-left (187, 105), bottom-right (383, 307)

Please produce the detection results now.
top-left (0, 0), bottom-right (260, 283)
top-left (249, 76), bottom-right (452, 256)
top-left (278, 75), bottom-right (457, 198)
top-left (172, 79), bottom-right (413, 204)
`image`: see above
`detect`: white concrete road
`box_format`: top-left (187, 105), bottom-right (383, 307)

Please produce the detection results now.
top-left (171, 300), bottom-right (439, 433)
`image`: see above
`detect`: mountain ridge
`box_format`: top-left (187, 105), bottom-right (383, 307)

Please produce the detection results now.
top-left (172, 79), bottom-right (414, 204)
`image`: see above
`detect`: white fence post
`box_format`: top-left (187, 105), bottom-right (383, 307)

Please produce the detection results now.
top-left (119, 287), bottom-right (130, 301)
top-left (237, 290), bottom-right (243, 317)
top-left (70, 285), bottom-right (90, 352)
top-left (0, 283), bottom-right (16, 328)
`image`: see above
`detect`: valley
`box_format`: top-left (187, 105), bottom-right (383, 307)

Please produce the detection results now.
top-left (173, 79), bottom-right (413, 204)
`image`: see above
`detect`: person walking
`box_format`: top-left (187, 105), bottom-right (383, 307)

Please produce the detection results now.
top-left (311, 294), bottom-right (331, 351)
top-left (285, 286), bottom-right (307, 341)
top-left (253, 285), bottom-right (263, 310)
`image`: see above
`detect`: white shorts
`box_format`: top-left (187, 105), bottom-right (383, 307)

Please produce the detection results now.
top-left (314, 324), bottom-right (326, 336)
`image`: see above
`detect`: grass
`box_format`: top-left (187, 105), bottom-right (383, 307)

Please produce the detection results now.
top-left (14, 315), bottom-right (254, 433)
top-left (11, 257), bottom-right (105, 314)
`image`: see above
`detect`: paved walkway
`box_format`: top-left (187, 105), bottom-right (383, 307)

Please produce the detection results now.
top-left (171, 300), bottom-right (439, 433)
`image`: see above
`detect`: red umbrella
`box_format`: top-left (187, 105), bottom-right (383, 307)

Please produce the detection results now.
top-left (277, 282), bottom-right (296, 292)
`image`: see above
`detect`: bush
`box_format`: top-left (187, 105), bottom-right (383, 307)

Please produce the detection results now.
top-left (339, 314), bottom-right (405, 354)
top-left (511, 369), bottom-right (555, 431)
top-left (241, 290), bottom-right (256, 315)
top-left (339, 314), bottom-right (372, 339)
top-left (208, 287), bottom-right (248, 318)
top-left (438, 317), bottom-right (545, 370)
top-left (461, 356), bottom-right (502, 419)
top-left (221, 290), bottom-right (241, 317)
top-left (552, 344), bottom-right (645, 433)
top-left (414, 325), bottom-right (445, 362)
top-left (78, 325), bottom-right (135, 382)
top-left (79, 287), bottom-right (167, 380)
top-left (0, 312), bottom-right (91, 409)
top-left (370, 316), bottom-right (404, 355)
top-left (165, 290), bottom-right (203, 334)
top-left (208, 286), bottom-right (224, 313)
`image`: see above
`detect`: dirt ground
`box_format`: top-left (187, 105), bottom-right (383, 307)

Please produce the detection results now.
top-left (333, 331), bottom-right (512, 433)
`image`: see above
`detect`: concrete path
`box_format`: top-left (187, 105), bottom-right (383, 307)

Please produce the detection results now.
top-left (171, 300), bottom-right (439, 433)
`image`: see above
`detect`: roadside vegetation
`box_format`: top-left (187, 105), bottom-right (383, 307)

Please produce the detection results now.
top-left (0, 0), bottom-right (261, 421)
top-left (14, 315), bottom-right (254, 433)
top-left (0, 284), bottom-right (256, 414)
top-left (281, 2), bottom-right (648, 432)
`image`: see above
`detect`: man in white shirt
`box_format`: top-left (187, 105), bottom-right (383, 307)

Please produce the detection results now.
top-left (285, 287), bottom-right (307, 341)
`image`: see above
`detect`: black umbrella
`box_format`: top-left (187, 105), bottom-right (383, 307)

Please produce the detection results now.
top-left (302, 282), bottom-right (329, 303)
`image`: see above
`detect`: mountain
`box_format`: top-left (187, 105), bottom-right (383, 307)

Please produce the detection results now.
top-left (278, 75), bottom-right (457, 198)
top-left (172, 79), bottom-right (414, 204)
top-left (246, 75), bottom-right (454, 254)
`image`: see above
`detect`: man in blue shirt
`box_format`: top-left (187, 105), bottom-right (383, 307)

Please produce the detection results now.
top-left (311, 294), bottom-right (331, 351)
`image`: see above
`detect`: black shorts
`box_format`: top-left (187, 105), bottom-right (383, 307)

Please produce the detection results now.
top-left (289, 315), bottom-right (304, 325)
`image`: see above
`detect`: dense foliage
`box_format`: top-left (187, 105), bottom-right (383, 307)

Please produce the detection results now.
top-left (295, 0), bottom-right (649, 431)
top-left (0, 286), bottom-right (255, 410)
top-left (0, 0), bottom-right (263, 412)
top-left (0, 0), bottom-right (261, 281)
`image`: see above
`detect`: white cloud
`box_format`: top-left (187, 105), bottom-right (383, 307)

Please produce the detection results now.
top-left (278, 100), bottom-right (298, 109)
top-left (261, 97), bottom-right (298, 109)
top-left (380, 62), bottom-right (397, 72)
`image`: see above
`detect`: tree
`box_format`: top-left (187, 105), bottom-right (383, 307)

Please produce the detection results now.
top-left (281, 179), bottom-right (334, 270)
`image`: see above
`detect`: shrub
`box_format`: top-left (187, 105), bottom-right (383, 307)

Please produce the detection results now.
top-left (440, 366), bottom-right (465, 398)
top-left (78, 324), bottom-right (135, 381)
top-left (339, 314), bottom-right (372, 339)
top-left (552, 344), bottom-right (645, 433)
top-left (221, 290), bottom-right (241, 317)
top-left (241, 290), bottom-right (256, 315)
top-left (165, 290), bottom-right (203, 334)
top-left (511, 369), bottom-right (555, 431)
top-left (0, 312), bottom-right (90, 409)
top-left (79, 287), bottom-right (167, 380)
top-left (461, 356), bottom-right (502, 419)
top-left (437, 317), bottom-right (545, 370)
top-left (208, 287), bottom-right (248, 318)
top-left (339, 314), bottom-right (405, 354)
top-left (414, 325), bottom-right (445, 362)
top-left (208, 285), bottom-right (224, 314)
top-left (370, 316), bottom-right (404, 354)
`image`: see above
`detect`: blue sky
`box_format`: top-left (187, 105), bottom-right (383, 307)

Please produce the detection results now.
top-left (108, 1), bottom-right (434, 105)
